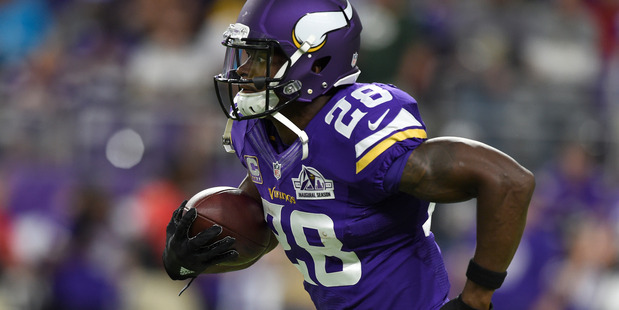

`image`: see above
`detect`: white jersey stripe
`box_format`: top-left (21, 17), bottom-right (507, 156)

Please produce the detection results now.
top-left (354, 108), bottom-right (422, 158)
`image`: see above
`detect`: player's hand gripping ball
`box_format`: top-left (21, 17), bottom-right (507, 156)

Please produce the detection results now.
top-left (183, 186), bottom-right (271, 267)
top-left (163, 187), bottom-right (272, 280)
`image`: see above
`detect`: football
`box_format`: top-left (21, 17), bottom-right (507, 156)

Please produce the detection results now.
top-left (183, 186), bottom-right (271, 267)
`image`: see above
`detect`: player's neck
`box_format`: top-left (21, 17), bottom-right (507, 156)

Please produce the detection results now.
top-left (269, 95), bottom-right (331, 145)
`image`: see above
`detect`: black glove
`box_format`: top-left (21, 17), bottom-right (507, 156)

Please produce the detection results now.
top-left (440, 295), bottom-right (493, 310)
top-left (163, 201), bottom-right (239, 280)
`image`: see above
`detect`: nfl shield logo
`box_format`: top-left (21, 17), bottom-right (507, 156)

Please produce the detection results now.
top-left (273, 161), bottom-right (282, 180)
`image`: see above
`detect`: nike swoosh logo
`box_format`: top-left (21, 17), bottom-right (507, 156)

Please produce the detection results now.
top-left (368, 109), bottom-right (390, 131)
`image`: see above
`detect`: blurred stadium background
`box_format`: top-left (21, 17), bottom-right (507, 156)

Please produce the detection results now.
top-left (0, 0), bottom-right (618, 309)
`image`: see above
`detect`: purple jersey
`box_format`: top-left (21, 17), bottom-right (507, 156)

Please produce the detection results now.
top-left (230, 83), bottom-right (450, 309)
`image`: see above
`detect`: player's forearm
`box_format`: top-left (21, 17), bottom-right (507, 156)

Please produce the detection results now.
top-left (239, 174), bottom-right (262, 202)
top-left (472, 166), bottom-right (534, 273)
top-left (462, 167), bottom-right (534, 309)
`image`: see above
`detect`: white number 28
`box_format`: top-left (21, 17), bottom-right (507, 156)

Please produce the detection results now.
top-left (324, 85), bottom-right (393, 138)
top-left (262, 199), bottom-right (362, 287)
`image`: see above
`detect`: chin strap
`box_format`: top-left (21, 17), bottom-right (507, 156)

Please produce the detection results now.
top-left (222, 118), bottom-right (235, 153)
top-left (271, 112), bottom-right (309, 160)
top-left (222, 114), bottom-right (308, 160)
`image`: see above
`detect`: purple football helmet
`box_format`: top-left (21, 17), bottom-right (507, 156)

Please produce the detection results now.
top-left (214, 0), bottom-right (363, 120)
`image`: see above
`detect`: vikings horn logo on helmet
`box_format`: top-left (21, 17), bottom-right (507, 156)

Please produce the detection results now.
top-left (292, 0), bottom-right (354, 53)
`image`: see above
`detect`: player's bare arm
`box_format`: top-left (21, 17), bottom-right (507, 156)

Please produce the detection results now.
top-left (239, 173), bottom-right (262, 201)
top-left (400, 137), bottom-right (535, 310)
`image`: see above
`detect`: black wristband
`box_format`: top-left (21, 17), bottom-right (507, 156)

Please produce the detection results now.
top-left (465, 259), bottom-right (507, 290)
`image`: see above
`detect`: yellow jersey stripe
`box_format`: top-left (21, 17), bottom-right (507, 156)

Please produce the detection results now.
top-left (356, 129), bottom-right (427, 174)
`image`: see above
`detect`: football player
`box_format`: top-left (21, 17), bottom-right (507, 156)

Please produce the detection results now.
top-left (163, 0), bottom-right (535, 309)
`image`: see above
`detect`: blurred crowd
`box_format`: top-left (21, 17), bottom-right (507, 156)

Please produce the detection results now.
top-left (0, 0), bottom-right (618, 309)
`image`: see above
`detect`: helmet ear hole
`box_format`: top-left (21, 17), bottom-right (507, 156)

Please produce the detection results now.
top-left (312, 56), bottom-right (331, 74)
